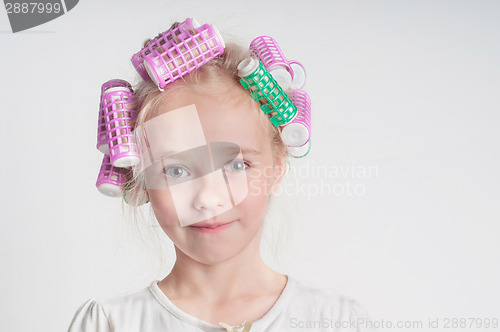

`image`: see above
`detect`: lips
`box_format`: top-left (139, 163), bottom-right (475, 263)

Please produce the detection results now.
top-left (188, 220), bottom-right (235, 233)
top-left (190, 220), bottom-right (235, 228)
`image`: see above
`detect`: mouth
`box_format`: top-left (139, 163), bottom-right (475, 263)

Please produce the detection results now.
top-left (189, 220), bottom-right (236, 233)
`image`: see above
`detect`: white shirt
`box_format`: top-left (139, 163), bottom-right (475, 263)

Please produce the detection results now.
top-left (67, 276), bottom-right (376, 331)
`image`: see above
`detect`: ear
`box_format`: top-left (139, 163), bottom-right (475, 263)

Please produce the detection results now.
top-left (269, 155), bottom-right (287, 195)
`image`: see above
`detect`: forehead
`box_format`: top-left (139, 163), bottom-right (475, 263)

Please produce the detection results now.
top-left (153, 87), bottom-right (270, 152)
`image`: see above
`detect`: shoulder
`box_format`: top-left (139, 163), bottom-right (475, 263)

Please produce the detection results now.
top-left (67, 298), bottom-right (112, 332)
top-left (67, 282), bottom-right (157, 332)
top-left (285, 277), bottom-right (376, 331)
top-left (288, 277), bottom-right (360, 307)
top-left (99, 282), bottom-right (154, 310)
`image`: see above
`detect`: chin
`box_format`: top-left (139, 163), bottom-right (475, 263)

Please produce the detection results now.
top-left (188, 238), bottom-right (253, 265)
top-left (192, 249), bottom-right (240, 265)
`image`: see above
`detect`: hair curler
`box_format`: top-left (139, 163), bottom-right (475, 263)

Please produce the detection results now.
top-left (281, 89), bottom-right (311, 147)
top-left (123, 187), bottom-right (149, 206)
top-left (249, 36), bottom-right (306, 91)
top-left (96, 79), bottom-right (132, 154)
top-left (250, 36), bottom-right (293, 91)
top-left (249, 36), bottom-right (295, 91)
top-left (289, 61), bottom-right (306, 90)
top-left (288, 139), bottom-right (311, 158)
top-left (131, 18), bottom-right (200, 81)
top-left (96, 154), bottom-right (126, 197)
top-left (142, 23), bottom-right (225, 89)
top-left (96, 104), bottom-right (109, 154)
top-left (238, 57), bottom-right (297, 127)
top-left (101, 80), bottom-right (140, 167)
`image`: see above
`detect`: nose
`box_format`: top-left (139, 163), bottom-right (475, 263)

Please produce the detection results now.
top-left (193, 170), bottom-right (231, 215)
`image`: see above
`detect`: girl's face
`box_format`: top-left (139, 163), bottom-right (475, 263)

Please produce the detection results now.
top-left (145, 85), bottom-right (284, 265)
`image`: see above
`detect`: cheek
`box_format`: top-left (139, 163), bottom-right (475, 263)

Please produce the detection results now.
top-left (148, 189), bottom-right (180, 227)
top-left (236, 186), bottom-right (269, 228)
top-left (246, 163), bottom-right (275, 199)
top-left (240, 174), bottom-right (272, 221)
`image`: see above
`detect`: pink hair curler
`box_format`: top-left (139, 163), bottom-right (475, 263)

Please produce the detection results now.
top-left (96, 105), bottom-right (108, 154)
top-left (142, 23), bottom-right (225, 89)
top-left (249, 36), bottom-right (294, 91)
top-left (281, 89), bottom-right (311, 147)
top-left (96, 79), bottom-right (132, 154)
top-left (101, 81), bottom-right (140, 167)
top-left (288, 139), bottom-right (311, 158)
top-left (131, 18), bottom-right (200, 81)
top-left (96, 154), bottom-right (126, 197)
top-left (123, 187), bottom-right (149, 206)
top-left (289, 61), bottom-right (306, 90)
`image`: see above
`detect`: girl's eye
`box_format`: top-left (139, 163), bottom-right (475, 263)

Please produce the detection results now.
top-left (226, 160), bottom-right (251, 172)
top-left (163, 166), bottom-right (190, 178)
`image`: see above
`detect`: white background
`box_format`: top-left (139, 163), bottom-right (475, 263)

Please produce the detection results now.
top-left (1, 0), bottom-right (499, 331)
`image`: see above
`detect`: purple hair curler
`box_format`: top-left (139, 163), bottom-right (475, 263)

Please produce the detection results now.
top-left (288, 139), bottom-right (311, 158)
top-left (96, 105), bottom-right (109, 154)
top-left (96, 154), bottom-right (126, 197)
top-left (123, 187), bottom-right (149, 206)
top-left (101, 80), bottom-right (140, 167)
top-left (96, 79), bottom-right (132, 154)
top-left (249, 36), bottom-right (307, 91)
top-left (249, 36), bottom-right (294, 91)
top-left (131, 18), bottom-right (200, 81)
top-left (281, 89), bottom-right (311, 147)
top-left (289, 61), bottom-right (306, 90)
top-left (142, 23), bottom-right (225, 89)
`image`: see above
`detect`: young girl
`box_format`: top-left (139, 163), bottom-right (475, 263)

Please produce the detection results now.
top-left (68, 20), bottom-right (375, 332)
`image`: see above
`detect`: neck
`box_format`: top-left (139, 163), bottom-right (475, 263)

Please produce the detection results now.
top-left (162, 227), bottom-right (280, 303)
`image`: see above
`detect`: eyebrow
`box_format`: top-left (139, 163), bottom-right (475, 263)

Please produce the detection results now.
top-left (155, 144), bottom-right (261, 160)
top-left (239, 146), bottom-right (261, 155)
top-left (218, 144), bottom-right (261, 156)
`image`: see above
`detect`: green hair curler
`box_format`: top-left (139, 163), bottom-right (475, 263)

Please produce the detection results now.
top-left (238, 57), bottom-right (297, 127)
